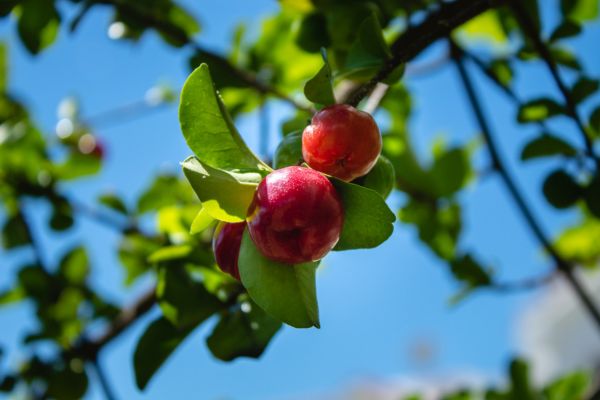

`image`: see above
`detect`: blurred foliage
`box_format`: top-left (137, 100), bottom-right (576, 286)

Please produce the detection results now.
top-left (0, 0), bottom-right (600, 397)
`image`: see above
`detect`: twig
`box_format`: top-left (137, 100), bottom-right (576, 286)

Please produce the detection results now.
top-left (344, 0), bottom-right (500, 106)
top-left (509, 0), bottom-right (597, 162)
top-left (362, 83), bottom-right (389, 114)
top-left (68, 288), bottom-right (156, 360)
top-left (489, 270), bottom-right (557, 293)
top-left (18, 201), bottom-right (48, 272)
top-left (451, 40), bottom-right (600, 334)
top-left (89, 358), bottom-right (118, 400)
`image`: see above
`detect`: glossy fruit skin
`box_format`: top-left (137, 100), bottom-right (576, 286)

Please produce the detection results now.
top-left (212, 221), bottom-right (246, 280)
top-left (302, 104), bottom-right (382, 182)
top-left (246, 166), bottom-right (344, 264)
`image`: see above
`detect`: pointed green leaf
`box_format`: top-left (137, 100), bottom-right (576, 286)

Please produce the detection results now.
top-left (206, 299), bottom-right (282, 361)
top-left (521, 134), bottom-right (577, 160)
top-left (238, 230), bottom-right (319, 328)
top-left (517, 98), bottom-right (565, 123)
top-left (345, 13), bottom-right (390, 73)
top-left (182, 156), bottom-right (261, 222)
top-left (189, 207), bottom-right (214, 234)
top-left (179, 64), bottom-right (269, 172)
top-left (133, 317), bottom-right (196, 390)
top-left (304, 50), bottom-right (335, 106)
top-left (331, 179), bottom-right (395, 250)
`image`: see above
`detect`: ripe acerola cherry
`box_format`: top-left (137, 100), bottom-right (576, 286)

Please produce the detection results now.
top-left (212, 221), bottom-right (246, 280)
top-left (246, 166), bottom-right (344, 264)
top-left (302, 104), bottom-right (382, 182)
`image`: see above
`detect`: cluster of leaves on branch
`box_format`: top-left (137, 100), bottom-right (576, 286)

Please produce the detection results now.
top-left (1, 0), bottom-right (600, 398)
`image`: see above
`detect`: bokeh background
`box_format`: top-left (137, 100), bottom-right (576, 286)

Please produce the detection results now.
top-left (1, 1), bottom-right (600, 399)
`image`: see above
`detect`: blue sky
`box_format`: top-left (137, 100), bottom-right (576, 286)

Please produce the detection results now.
top-left (1, 1), bottom-right (599, 399)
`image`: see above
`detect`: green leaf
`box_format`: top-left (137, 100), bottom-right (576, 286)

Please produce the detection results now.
top-left (487, 59), bottom-right (513, 88)
top-left (156, 266), bottom-right (222, 328)
top-left (1, 213), bottom-right (30, 249)
top-left (273, 130), bottom-right (303, 169)
top-left (517, 98), bottom-right (565, 123)
top-left (16, 0), bottom-right (60, 54)
top-left (561, 0), bottom-right (598, 22)
top-left (0, 43), bottom-right (6, 92)
top-left (460, 10), bottom-right (508, 45)
top-left (543, 371), bottom-right (590, 400)
top-left (543, 169), bottom-right (582, 209)
top-left (58, 247), bottom-right (89, 285)
top-left (331, 179), bottom-right (395, 250)
top-left (520, 134), bottom-right (577, 160)
top-left (590, 105), bottom-right (600, 136)
top-left (304, 49), bottom-right (335, 106)
top-left (551, 47), bottom-right (582, 70)
top-left (399, 200), bottom-right (462, 261)
top-left (430, 147), bottom-right (471, 197)
top-left (98, 192), bottom-right (128, 214)
top-left (238, 230), bottom-right (319, 328)
top-left (556, 219), bottom-right (600, 267)
top-left (571, 76), bottom-right (599, 104)
top-left (450, 254), bottom-right (492, 289)
top-left (133, 317), bottom-right (196, 390)
top-left (357, 155), bottom-right (395, 199)
top-left (550, 20), bottom-right (582, 42)
top-left (509, 359), bottom-right (535, 400)
top-left (54, 151), bottom-right (101, 181)
top-left (46, 361), bottom-right (88, 400)
top-left (148, 245), bottom-right (192, 264)
top-left (345, 13), bottom-right (390, 74)
top-left (206, 299), bottom-right (282, 361)
top-left (584, 174), bottom-right (600, 218)
top-left (181, 156), bottom-right (261, 222)
top-left (49, 196), bottom-right (74, 231)
top-left (295, 12), bottom-right (330, 53)
top-left (189, 207), bottom-right (214, 234)
top-left (179, 64), bottom-right (269, 172)
top-left (137, 175), bottom-right (193, 214)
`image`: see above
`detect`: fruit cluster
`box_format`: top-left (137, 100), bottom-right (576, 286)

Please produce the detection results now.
top-left (213, 104), bottom-right (382, 279)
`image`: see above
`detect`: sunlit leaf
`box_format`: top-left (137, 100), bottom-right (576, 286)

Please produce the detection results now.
top-left (179, 64), bottom-right (270, 172)
top-left (304, 50), bottom-right (336, 106)
top-left (182, 156), bottom-right (261, 222)
top-left (331, 178), bottom-right (395, 251)
top-left (517, 98), bottom-right (565, 123)
top-left (238, 230), bottom-right (319, 328)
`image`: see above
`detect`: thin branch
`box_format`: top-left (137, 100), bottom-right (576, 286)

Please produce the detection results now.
top-left (489, 270), bottom-right (557, 293)
top-left (18, 201), bottom-right (48, 272)
top-left (89, 358), bottom-right (118, 400)
top-left (344, 0), bottom-right (501, 107)
top-left (68, 288), bottom-right (156, 360)
top-left (509, 0), bottom-right (597, 162)
top-left (450, 40), bottom-right (600, 333)
top-left (362, 83), bottom-right (389, 114)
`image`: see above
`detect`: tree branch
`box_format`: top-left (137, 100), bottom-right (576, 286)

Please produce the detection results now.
top-left (344, 0), bottom-right (501, 106)
top-left (451, 40), bottom-right (600, 334)
top-left (68, 288), bottom-right (156, 360)
top-left (509, 0), bottom-right (597, 162)
top-left (489, 270), bottom-right (557, 293)
top-left (89, 358), bottom-right (118, 400)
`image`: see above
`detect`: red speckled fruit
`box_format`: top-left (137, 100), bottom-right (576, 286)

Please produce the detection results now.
top-left (302, 104), bottom-right (382, 181)
top-left (212, 221), bottom-right (246, 280)
top-left (246, 166), bottom-right (344, 264)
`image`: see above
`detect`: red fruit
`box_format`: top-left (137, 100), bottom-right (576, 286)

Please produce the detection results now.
top-left (246, 166), bottom-right (344, 264)
top-left (302, 104), bottom-right (382, 181)
top-left (212, 221), bottom-right (246, 280)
